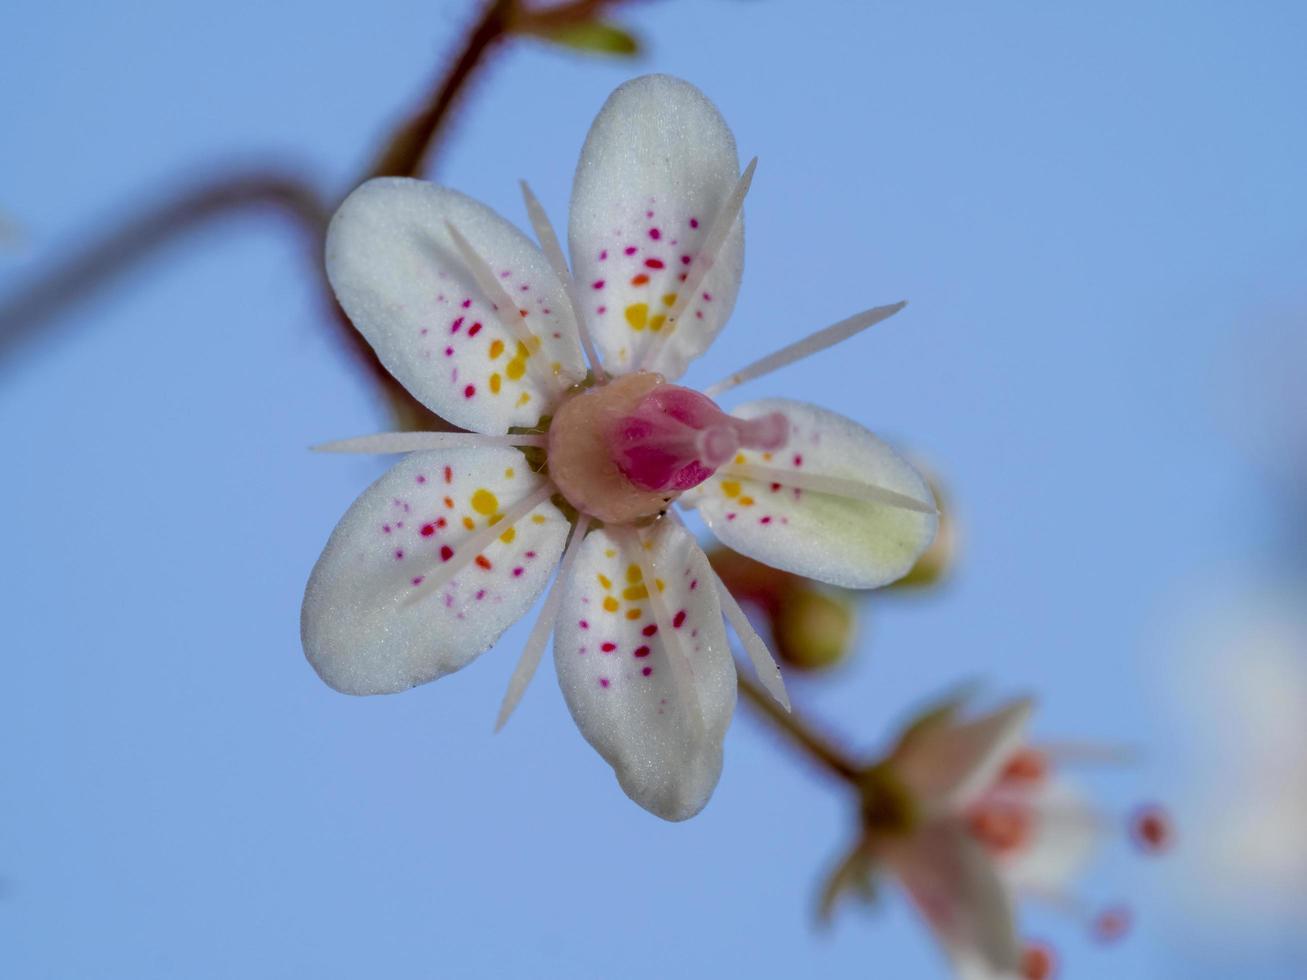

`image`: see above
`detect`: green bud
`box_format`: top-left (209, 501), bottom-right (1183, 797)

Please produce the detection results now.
top-left (773, 586), bottom-right (855, 671)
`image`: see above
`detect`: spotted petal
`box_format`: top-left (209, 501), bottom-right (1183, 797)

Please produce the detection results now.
top-left (681, 398), bottom-right (938, 589)
top-left (569, 74), bottom-right (744, 380)
top-left (302, 448), bottom-right (569, 695)
top-left (553, 521), bottom-right (735, 820)
top-left (326, 177), bottom-right (586, 435)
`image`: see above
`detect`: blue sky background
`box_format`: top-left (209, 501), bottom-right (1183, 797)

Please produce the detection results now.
top-left (3, 1), bottom-right (1305, 977)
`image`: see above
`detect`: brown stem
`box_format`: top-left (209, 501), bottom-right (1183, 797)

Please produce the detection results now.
top-left (736, 662), bottom-right (861, 783)
top-left (0, 170), bottom-right (330, 366)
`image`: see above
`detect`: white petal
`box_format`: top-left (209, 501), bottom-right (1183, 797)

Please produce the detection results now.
top-left (896, 700), bottom-right (1035, 812)
top-left (302, 449), bottom-right (569, 695)
top-left (885, 826), bottom-right (1022, 976)
top-left (999, 781), bottom-right (1101, 895)
top-left (568, 74), bottom-right (744, 380)
top-left (553, 521), bottom-right (735, 820)
top-left (681, 398), bottom-right (939, 589)
top-left (326, 177), bottom-right (586, 434)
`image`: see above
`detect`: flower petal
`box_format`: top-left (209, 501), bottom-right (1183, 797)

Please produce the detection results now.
top-left (681, 398), bottom-right (938, 589)
top-left (302, 448), bottom-right (569, 695)
top-left (885, 826), bottom-right (1022, 976)
top-left (326, 177), bottom-right (586, 434)
top-left (553, 521), bottom-right (735, 820)
top-left (569, 74), bottom-right (744, 380)
top-left (999, 781), bottom-right (1100, 895)
top-left (895, 700), bottom-right (1035, 813)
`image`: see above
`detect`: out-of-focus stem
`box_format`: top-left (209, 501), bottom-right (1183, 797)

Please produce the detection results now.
top-left (736, 662), bottom-right (861, 783)
top-left (0, 170), bottom-right (330, 366)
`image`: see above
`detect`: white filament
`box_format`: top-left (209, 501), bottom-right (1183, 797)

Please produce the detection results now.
top-left (711, 568), bottom-right (791, 712)
top-left (703, 301), bottom-right (908, 397)
top-left (638, 157), bottom-right (757, 372)
top-left (494, 515), bottom-right (592, 732)
top-left (402, 484), bottom-right (555, 607)
top-left (444, 220), bottom-right (563, 393)
top-left (717, 463), bottom-right (938, 515)
top-left (518, 180), bottom-right (606, 381)
top-left (312, 431), bottom-right (546, 454)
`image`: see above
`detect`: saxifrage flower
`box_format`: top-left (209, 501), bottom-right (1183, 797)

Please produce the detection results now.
top-left (302, 75), bottom-right (937, 820)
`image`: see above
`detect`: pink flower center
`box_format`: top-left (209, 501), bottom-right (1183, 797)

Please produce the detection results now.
top-left (609, 384), bottom-right (788, 493)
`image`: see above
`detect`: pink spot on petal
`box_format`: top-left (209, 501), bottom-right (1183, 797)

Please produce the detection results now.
top-left (451, 316), bottom-right (464, 333)
top-left (416, 474), bottom-right (426, 484)
top-left (461, 298), bottom-right (472, 308)
top-left (649, 228), bottom-right (661, 240)
top-left (592, 279), bottom-right (605, 290)
top-left (411, 576), bottom-right (424, 586)
top-left (642, 666), bottom-right (652, 676)
top-left (599, 677), bottom-right (610, 688)
top-left (624, 246), bottom-right (637, 256)
top-left (579, 620), bottom-right (590, 630)
top-left (689, 217), bottom-right (699, 229)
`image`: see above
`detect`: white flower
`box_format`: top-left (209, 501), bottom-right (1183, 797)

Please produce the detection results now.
top-left (302, 75), bottom-right (938, 820)
top-left (874, 699), bottom-right (1157, 978)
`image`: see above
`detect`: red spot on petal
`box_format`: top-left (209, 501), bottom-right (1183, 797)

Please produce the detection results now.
top-left (464, 385), bottom-right (476, 398)
top-left (443, 466), bottom-right (453, 484)
top-left (601, 642), bottom-right (617, 653)
top-left (512, 566), bottom-right (524, 577)
top-left (680, 254), bottom-right (691, 265)
top-left (634, 645), bottom-right (651, 658)
top-left (440, 545), bottom-right (454, 561)
top-left (475, 555), bottom-right (492, 570)
top-left (793, 453), bottom-right (804, 467)
top-left (673, 610), bottom-right (687, 629)
top-left (641, 624), bottom-right (658, 637)
top-left (420, 523), bottom-right (436, 536)
top-left (437, 517), bottom-right (447, 528)
top-left (644, 258), bottom-right (664, 269)
top-left (631, 273), bottom-right (650, 286)
top-left (467, 321), bottom-right (483, 337)
top-left (760, 515), bottom-right (772, 524)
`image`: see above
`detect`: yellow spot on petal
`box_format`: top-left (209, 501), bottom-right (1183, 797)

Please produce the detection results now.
top-left (516, 340), bottom-right (532, 359)
top-left (506, 358), bottom-right (526, 380)
top-left (720, 480), bottom-right (741, 499)
top-left (471, 489), bottom-right (499, 515)
top-left (762, 452), bottom-right (773, 461)
top-left (603, 596), bottom-right (620, 613)
top-left (738, 496), bottom-right (755, 507)
top-left (655, 579), bottom-right (664, 593)
top-left (734, 453), bottom-right (746, 465)
top-left (462, 516), bottom-right (476, 531)
top-left (649, 314), bottom-right (666, 332)
top-left (531, 514), bottom-right (545, 524)
top-left (662, 292), bottom-right (678, 308)
top-left (489, 373), bottom-right (502, 394)
top-left (597, 574), bottom-right (612, 590)
top-left (500, 526), bottom-right (516, 544)
top-left (625, 303), bottom-right (648, 330)
top-left (551, 361), bottom-right (561, 375)
top-left (488, 339), bottom-right (504, 359)
top-left (504, 467), bottom-right (515, 479)
top-left (622, 585), bottom-right (649, 601)
top-left (516, 392), bottom-right (531, 407)
top-left (625, 608), bottom-right (642, 620)
top-left (625, 564), bottom-right (642, 584)
top-left (604, 548), bottom-right (616, 558)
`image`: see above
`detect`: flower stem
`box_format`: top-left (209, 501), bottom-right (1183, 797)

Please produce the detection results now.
top-left (735, 661), bottom-right (861, 783)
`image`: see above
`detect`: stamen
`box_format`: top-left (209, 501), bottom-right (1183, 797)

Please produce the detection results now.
top-left (713, 567), bottom-right (791, 712)
top-left (716, 462), bottom-right (938, 515)
top-left (638, 157), bottom-right (757, 372)
top-left (494, 515), bottom-right (591, 731)
top-left (702, 301), bottom-right (908, 397)
top-left (312, 432), bottom-right (547, 454)
top-left (403, 484), bottom-right (554, 607)
top-left (665, 509), bottom-right (789, 710)
top-left (444, 220), bottom-right (562, 393)
top-left (518, 180), bottom-right (606, 380)
top-left (619, 525), bottom-right (705, 745)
